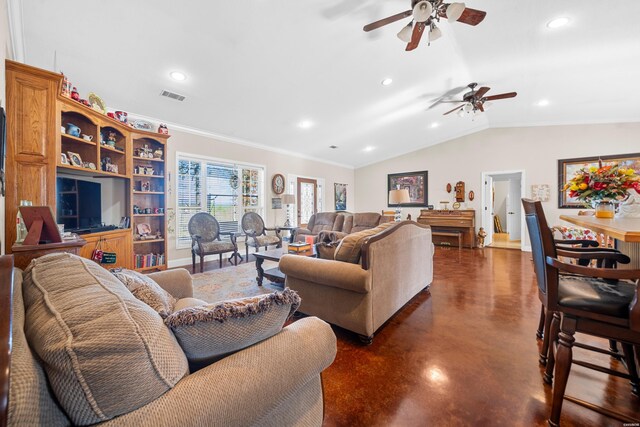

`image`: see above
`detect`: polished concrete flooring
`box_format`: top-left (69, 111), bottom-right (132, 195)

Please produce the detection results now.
top-left (321, 247), bottom-right (640, 426)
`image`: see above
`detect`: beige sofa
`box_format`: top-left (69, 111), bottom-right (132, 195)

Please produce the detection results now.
top-left (293, 212), bottom-right (345, 243)
top-left (280, 221), bottom-right (434, 343)
top-left (3, 257), bottom-right (337, 426)
top-left (294, 212), bottom-right (391, 243)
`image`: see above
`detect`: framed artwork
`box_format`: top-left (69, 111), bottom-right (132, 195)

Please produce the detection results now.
top-left (558, 153), bottom-right (640, 208)
top-left (272, 197), bottom-right (282, 209)
top-left (334, 183), bottom-right (347, 211)
top-left (531, 184), bottom-right (550, 202)
top-left (388, 171), bottom-right (428, 207)
top-left (67, 151), bottom-right (83, 167)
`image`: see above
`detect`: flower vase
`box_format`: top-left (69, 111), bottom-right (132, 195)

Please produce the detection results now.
top-left (593, 200), bottom-right (615, 219)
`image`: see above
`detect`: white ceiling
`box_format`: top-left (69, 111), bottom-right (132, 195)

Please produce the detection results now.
top-left (18, 0), bottom-right (640, 168)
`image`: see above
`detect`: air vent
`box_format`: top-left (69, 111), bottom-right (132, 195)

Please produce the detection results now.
top-left (159, 90), bottom-right (186, 101)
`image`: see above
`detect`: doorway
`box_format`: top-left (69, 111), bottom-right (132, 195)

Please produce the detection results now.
top-left (297, 177), bottom-right (317, 227)
top-left (481, 170), bottom-right (525, 250)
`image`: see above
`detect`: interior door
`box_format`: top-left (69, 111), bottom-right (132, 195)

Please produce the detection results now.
top-left (482, 175), bottom-right (494, 247)
top-left (297, 177), bottom-right (317, 227)
top-left (506, 179), bottom-right (522, 240)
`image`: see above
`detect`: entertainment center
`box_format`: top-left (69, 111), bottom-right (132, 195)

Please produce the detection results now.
top-left (5, 60), bottom-right (169, 271)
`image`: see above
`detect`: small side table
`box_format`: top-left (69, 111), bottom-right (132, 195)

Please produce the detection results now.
top-left (12, 239), bottom-right (87, 270)
top-left (276, 226), bottom-right (296, 243)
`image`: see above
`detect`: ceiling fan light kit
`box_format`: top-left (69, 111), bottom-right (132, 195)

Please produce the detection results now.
top-left (363, 0), bottom-right (486, 51)
top-left (441, 82), bottom-right (517, 118)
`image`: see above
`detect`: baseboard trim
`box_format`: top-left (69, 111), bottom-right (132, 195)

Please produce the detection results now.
top-left (168, 257), bottom-right (192, 269)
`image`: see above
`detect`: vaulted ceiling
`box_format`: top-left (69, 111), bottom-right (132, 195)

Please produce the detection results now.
top-left (18, 0), bottom-right (640, 167)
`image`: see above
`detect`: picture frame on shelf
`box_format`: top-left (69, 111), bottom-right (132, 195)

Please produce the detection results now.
top-left (558, 152), bottom-right (640, 208)
top-left (67, 151), bottom-right (83, 167)
top-left (60, 153), bottom-right (69, 165)
top-left (334, 183), bottom-right (347, 211)
top-left (387, 170), bottom-right (428, 207)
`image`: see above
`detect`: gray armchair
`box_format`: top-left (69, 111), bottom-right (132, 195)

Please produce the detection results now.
top-left (188, 212), bottom-right (239, 273)
top-left (241, 212), bottom-right (282, 259)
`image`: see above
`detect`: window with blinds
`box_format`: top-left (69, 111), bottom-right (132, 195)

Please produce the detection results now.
top-left (176, 155), bottom-right (264, 249)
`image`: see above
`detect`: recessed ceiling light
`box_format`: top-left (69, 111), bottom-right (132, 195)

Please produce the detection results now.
top-left (381, 78), bottom-right (393, 86)
top-left (298, 120), bottom-right (314, 129)
top-left (329, 145), bottom-right (338, 149)
top-left (430, 122), bottom-right (439, 128)
top-left (169, 71), bottom-right (187, 81)
top-left (547, 17), bottom-right (569, 28)
top-left (536, 99), bottom-right (550, 107)
top-left (363, 146), bottom-right (375, 152)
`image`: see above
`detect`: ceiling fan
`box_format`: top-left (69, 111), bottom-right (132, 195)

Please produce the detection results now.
top-left (363, 1), bottom-right (486, 51)
top-left (440, 83), bottom-right (517, 116)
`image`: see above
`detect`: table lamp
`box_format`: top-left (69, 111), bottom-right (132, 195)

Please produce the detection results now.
top-left (388, 189), bottom-right (410, 222)
top-left (282, 194), bottom-right (296, 227)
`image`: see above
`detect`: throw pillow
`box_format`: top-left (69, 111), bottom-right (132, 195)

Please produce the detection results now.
top-left (111, 268), bottom-right (177, 318)
top-left (334, 222), bottom-right (395, 264)
top-left (164, 288), bottom-right (301, 365)
top-left (22, 253), bottom-right (188, 426)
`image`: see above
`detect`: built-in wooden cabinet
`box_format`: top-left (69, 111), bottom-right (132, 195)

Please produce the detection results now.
top-left (5, 60), bottom-right (170, 271)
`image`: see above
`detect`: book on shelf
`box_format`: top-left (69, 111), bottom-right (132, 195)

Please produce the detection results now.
top-left (134, 253), bottom-right (165, 269)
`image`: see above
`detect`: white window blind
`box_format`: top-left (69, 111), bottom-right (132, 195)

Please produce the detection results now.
top-left (176, 155), bottom-right (264, 249)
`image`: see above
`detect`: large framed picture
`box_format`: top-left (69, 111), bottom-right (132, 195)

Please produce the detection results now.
top-left (388, 170), bottom-right (428, 207)
top-left (334, 183), bottom-right (347, 211)
top-left (558, 152), bottom-right (640, 208)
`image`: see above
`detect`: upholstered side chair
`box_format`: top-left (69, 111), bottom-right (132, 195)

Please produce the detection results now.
top-left (188, 212), bottom-right (239, 273)
top-left (242, 212), bottom-right (282, 260)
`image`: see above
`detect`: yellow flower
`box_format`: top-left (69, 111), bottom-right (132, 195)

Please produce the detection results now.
top-left (618, 168), bottom-right (626, 175)
top-left (578, 183), bottom-right (588, 190)
top-left (626, 168), bottom-right (635, 176)
top-left (570, 184), bottom-right (579, 191)
top-left (589, 166), bottom-right (598, 172)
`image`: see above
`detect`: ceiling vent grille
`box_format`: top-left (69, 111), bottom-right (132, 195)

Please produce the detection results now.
top-left (159, 90), bottom-right (186, 101)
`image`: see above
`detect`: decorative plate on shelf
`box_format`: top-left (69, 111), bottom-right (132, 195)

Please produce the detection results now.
top-left (132, 120), bottom-right (154, 131)
top-left (88, 93), bottom-right (106, 114)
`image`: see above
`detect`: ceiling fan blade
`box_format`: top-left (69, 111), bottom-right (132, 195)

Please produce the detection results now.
top-left (406, 21), bottom-right (426, 51)
top-left (456, 8), bottom-right (486, 26)
top-left (363, 10), bottom-right (412, 32)
top-left (443, 104), bottom-right (464, 115)
top-left (484, 92), bottom-right (517, 101)
top-left (474, 86), bottom-right (490, 99)
top-left (477, 103), bottom-right (485, 112)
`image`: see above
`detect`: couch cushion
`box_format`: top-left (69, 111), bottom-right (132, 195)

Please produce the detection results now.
top-left (334, 222), bottom-right (395, 264)
top-left (165, 288), bottom-right (301, 366)
top-left (111, 268), bottom-right (177, 318)
top-left (310, 212), bottom-right (338, 234)
top-left (350, 213), bottom-right (383, 233)
top-left (22, 253), bottom-right (189, 426)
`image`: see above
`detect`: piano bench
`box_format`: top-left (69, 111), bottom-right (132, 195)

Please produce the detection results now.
top-left (432, 230), bottom-right (463, 248)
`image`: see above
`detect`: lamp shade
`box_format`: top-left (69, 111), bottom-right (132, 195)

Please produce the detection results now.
top-left (389, 189), bottom-right (411, 205)
top-left (412, 1), bottom-right (432, 23)
top-left (428, 25), bottom-right (442, 42)
top-left (447, 2), bottom-right (466, 22)
top-left (282, 194), bottom-right (296, 204)
top-left (397, 22), bottom-right (413, 43)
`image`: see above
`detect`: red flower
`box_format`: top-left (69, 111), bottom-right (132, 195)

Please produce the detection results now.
top-left (593, 182), bottom-right (607, 190)
top-left (583, 176), bottom-right (590, 184)
top-left (569, 190), bottom-right (578, 197)
top-left (633, 181), bottom-right (640, 192)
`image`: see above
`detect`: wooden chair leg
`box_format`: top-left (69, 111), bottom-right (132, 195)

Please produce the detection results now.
top-left (246, 245), bottom-right (249, 261)
top-left (544, 312), bottom-right (561, 384)
top-left (199, 255), bottom-right (204, 273)
top-left (219, 253), bottom-right (222, 269)
top-left (540, 308), bottom-right (553, 366)
top-left (621, 343), bottom-right (640, 396)
top-left (234, 250), bottom-right (238, 266)
top-left (537, 304), bottom-right (545, 339)
top-left (192, 251), bottom-right (196, 274)
top-left (548, 316), bottom-right (577, 427)
top-left (609, 339), bottom-right (620, 354)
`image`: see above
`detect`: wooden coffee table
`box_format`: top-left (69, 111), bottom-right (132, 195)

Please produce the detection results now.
top-left (254, 246), bottom-right (315, 286)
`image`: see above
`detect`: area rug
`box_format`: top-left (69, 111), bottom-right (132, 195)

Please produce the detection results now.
top-left (191, 260), bottom-right (282, 303)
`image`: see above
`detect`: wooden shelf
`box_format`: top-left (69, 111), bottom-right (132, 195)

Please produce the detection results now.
top-left (133, 239), bottom-right (165, 244)
top-left (100, 145), bottom-right (125, 154)
top-left (133, 191), bottom-right (164, 195)
top-left (135, 265), bottom-right (166, 272)
top-left (133, 174), bottom-right (164, 178)
top-left (134, 214), bottom-right (165, 217)
top-left (133, 156), bottom-right (164, 163)
top-left (57, 164), bottom-right (126, 178)
top-left (62, 134), bottom-right (97, 146)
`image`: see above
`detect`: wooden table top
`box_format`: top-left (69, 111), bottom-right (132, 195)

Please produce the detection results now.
top-left (559, 215), bottom-right (640, 242)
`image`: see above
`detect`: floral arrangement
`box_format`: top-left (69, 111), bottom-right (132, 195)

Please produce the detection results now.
top-left (564, 162), bottom-right (640, 205)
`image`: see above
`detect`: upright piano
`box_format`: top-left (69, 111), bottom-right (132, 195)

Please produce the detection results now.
top-left (417, 209), bottom-right (476, 248)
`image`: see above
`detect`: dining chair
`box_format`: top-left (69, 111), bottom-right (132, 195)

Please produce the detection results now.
top-left (241, 212), bottom-right (282, 260)
top-left (188, 212), bottom-right (239, 273)
top-left (522, 198), bottom-right (640, 426)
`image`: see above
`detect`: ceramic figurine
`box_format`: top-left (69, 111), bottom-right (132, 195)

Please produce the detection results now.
top-left (158, 123), bottom-right (168, 135)
top-left (477, 227), bottom-right (487, 248)
top-left (153, 148), bottom-right (163, 159)
top-left (61, 73), bottom-right (71, 97)
top-left (71, 87), bottom-right (80, 101)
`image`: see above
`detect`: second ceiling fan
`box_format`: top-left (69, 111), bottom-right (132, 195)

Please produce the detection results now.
top-left (440, 83), bottom-right (517, 116)
top-left (363, 1), bottom-right (486, 51)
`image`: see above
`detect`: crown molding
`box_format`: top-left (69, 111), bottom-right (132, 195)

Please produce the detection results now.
top-left (108, 108), bottom-right (355, 170)
top-left (7, 0), bottom-right (25, 62)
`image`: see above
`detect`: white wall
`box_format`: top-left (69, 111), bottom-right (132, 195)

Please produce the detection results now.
top-left (0, 0), bottom-right (11, 253)
top-left (354, 122), bottom-right (640, 249)
top-left (166, 129), bottom-right (355, 266)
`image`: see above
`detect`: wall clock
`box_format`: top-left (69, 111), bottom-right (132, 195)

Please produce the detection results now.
top-left (272, 174), bottom-right (285, 195)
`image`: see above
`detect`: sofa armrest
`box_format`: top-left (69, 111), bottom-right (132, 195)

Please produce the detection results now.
top-left (280, 255), bottom-right (370, 294)
top-left (103, 317), bottom-right (336, 426)
top-left (147, 268), bottom-right (193, 299)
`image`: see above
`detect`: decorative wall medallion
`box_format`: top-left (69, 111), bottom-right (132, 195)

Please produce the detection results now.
top-left (272, 173), bottom-right (285, 194)
top-left (446, 183), bottom-right (452, 193)
top-left (468, 190), bottom-right (475, 201)
top-left (531, 184), bottom-right (550, 202)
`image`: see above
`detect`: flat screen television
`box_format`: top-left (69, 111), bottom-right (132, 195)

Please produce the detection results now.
top-left (56, 177), bottom-right (102, 232)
